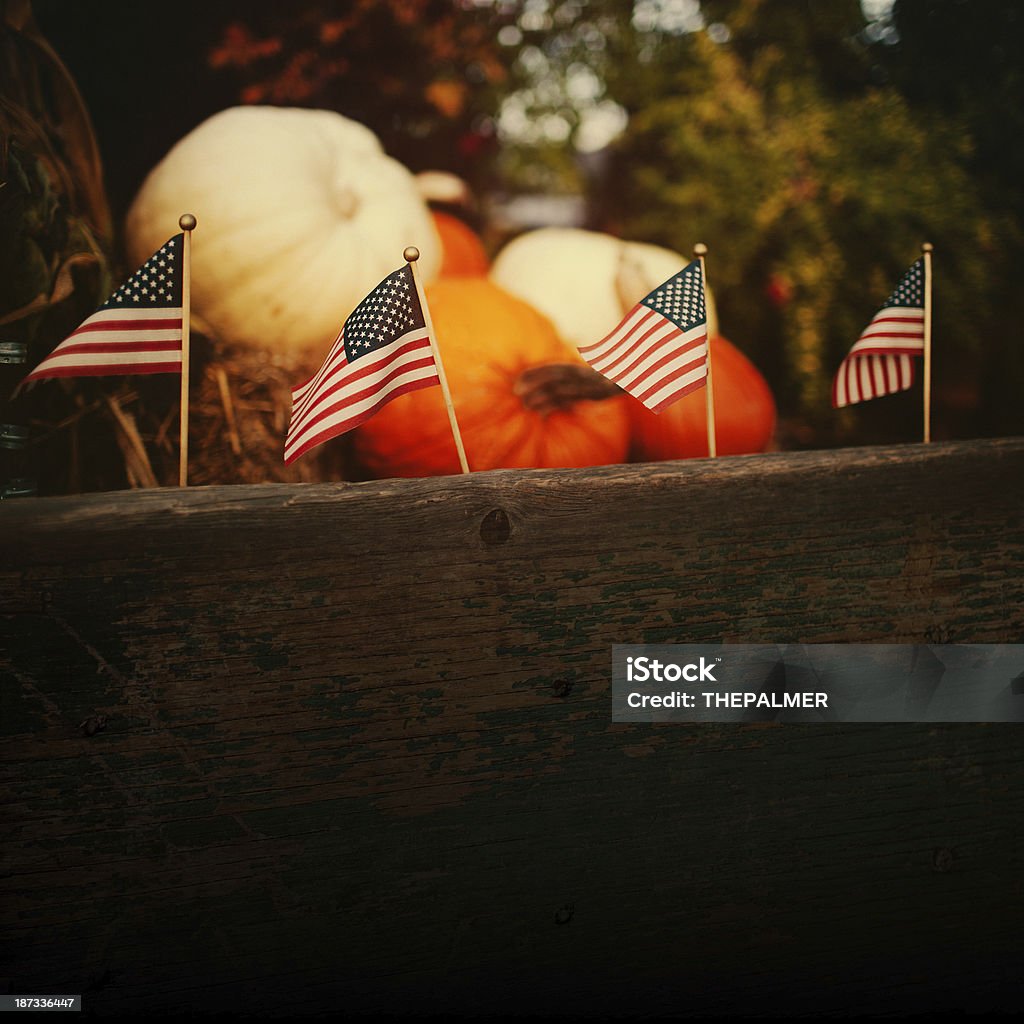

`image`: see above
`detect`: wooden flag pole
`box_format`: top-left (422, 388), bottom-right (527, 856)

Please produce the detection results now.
top-left (404, 246), bottom-right (470, 474)
top-left (922, 241), bottom-right (933, 445)
top-left (694, 243), bottom-right (717, 458)
top-left (178, 213), bottom-right (196, 487)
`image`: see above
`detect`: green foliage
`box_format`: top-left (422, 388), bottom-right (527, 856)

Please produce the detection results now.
top-left (576, 0), bottom-right (1013, 443)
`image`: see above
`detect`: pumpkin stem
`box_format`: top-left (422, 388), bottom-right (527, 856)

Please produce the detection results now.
top-left (615, 249), bottom-right (653, 317)
top-left (333, 186), bottom-right (361, 219)
top-left (514, 363), bottom-right (622, 414)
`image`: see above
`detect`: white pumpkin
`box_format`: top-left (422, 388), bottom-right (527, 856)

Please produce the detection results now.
top-left (125, 106), bottom-right (442, 362)
top-left (489, 227), bottom-right (718, 349)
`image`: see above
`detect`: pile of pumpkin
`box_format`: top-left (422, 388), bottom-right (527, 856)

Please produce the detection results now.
top-left (126, 107), bottom-right (775, 481)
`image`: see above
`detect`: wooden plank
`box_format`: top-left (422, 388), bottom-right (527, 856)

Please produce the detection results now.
top-left (1, 439), bottom-right (1023, 1015)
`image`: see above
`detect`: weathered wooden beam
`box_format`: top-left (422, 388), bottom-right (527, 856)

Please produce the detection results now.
top-left (2, 439), bottom-right (1023, 1015)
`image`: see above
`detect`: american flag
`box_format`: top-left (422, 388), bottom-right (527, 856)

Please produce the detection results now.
top-left (284, 265), bottom-right (439, 464)
top-left (832, 258), bottom-right (926, 408)
top-left (22, 235), bottom-right (184, 384)
top-left (578, 258), bottom-right (707, 413)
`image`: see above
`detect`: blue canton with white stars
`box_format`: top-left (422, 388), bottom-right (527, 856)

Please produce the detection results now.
top-left (640, 259), bottom-right (706, 331)
top-left (344, 266), bottom-right (425, 362)
top-left (880, 258), bottom-right (925, 310)
top-left (104, 234), bottom-right (183, 310)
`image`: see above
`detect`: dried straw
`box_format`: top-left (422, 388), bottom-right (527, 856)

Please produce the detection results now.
top-left (27, 334), bottom-right (362, 494)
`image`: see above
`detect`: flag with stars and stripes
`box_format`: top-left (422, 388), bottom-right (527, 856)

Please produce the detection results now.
top-left (832, 258), bottom-right (926, 408)
top-left (22, 235), bottom-right (184, 384)
top-left (578, 258), bottom-right (708, 413)
top-left (284, 264), bottom-right (439, 464)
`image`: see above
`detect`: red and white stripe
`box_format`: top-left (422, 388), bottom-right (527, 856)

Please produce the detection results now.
top-left (578, 303), bottom-right (708, 413)
top-left (832, 307), bottom-right (924, 407)
top-left (284, 327), bottom-right (439, 464)
top-left (23, 308), bottom-right (183, 382)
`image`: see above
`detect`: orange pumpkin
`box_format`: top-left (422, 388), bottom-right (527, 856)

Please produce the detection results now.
top-left (352, 279), bottom-right (631, 477)
top-left (628, 336), bottom-right (776, 461)
top-left (432, 210), bottom-right (490, 277)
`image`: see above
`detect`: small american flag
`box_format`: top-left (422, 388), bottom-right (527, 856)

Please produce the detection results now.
top-left (832, 258), bottom-right (926, 408)
top-left (22, 235), bottom-right (184, 384)
top-left (578, 259), bottom-right (707, 413)
top-left (284, 265), bottom-right (439, 464)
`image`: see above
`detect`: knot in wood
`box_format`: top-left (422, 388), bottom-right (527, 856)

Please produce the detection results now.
top-left (480, 508), bottom-right (511, 545)
top-left (551, 678), bottom-right (574, 699)
top-left (79, 714), bottom-right (107, 737)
